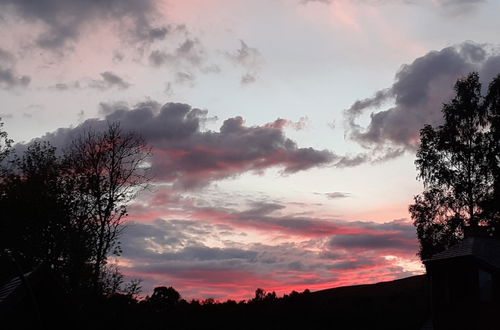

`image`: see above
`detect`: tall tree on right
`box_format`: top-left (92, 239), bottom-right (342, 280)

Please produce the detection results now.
top-left (410, 72), bottom-right (500, 260)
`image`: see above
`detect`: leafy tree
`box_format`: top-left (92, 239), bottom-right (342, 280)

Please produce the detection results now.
top-left (253, 288), bottom-right (266, 302)
top-left (0, 122), bottom-right (150, 296)
top-left (65, 122), bottom-right (150, 291)
top-left (147, 286), bottom-right (181, 309)
top-left (410, 72), bottom-right (500, 260)
top-left (0, 141), bottom-right (70, 271)
top-left (482, 75), bottom-right (500, 224)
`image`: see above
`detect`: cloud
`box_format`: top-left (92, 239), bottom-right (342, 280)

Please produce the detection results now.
top-left (175, 72), bottom-right (196, 86)
top-left (227, 40), bottom-right (261, 68)
top-left (227, 40), bottom-right (262, 85)
top-left (0, 48), bottom-right (30, 89)
top-left (51, 81), bottom-right (81, 91)
top-left (344, 42), bottom-right (500, 160)
top-left (0, 67), bottom-right (31, 89)
top-left (323, 192), bottom-right (350, 199)
top-left (264, 117), bottom-right (309, 130)
top-left (436, 0), bottom-right (485, 16)
top-left (149, 37), bottom-right (206, 68)
top-left (241, 73), bottom-right (256, 85)
top-left (89, 71), bottom-right (131, 90)
top-left (299, 0), bottom-right (485, 16)
top-left (36, 101), bottom-right (339, 188)
top-left (300, 0), bottom-right (331, 4)
top-left (148, 36), bottom-right (217, 87)
top-left (118, 214), bottom-right (420, 299)
top-left (149, 50), bottom-right (171, 66)
top-left (329, 229), bottom-right (417, 251)
top-left (0, 0), bottom-right (167, 50)
top-left (191, 202), bottom-right (414, 239)
top-left (130, 193), bottom-right (415, 241)
top-left (50, 71), bottom-right (130, 91)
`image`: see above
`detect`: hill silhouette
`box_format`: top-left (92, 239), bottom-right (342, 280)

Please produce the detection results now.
top-left (92, 275), bottom-right (429, 330)
top-left (0, 259), bottom-right (429, 329)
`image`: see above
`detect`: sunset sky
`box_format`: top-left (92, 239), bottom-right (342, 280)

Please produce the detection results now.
top-left (1, 0), bottom-right (500, 300)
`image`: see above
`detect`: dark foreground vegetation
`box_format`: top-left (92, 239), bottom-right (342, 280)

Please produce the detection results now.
top-left (2, 268), bottom-right (428, 330)
top-left (95, 275), bottom-right (429, 330)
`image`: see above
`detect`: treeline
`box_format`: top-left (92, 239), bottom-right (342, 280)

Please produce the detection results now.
top-left (93, 286), bottom-right (316, 330)
top-left (84, 276), bottom-right (428, 330)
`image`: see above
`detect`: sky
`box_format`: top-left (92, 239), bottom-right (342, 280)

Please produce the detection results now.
top-left (1, 0), bottom-right (500, 300)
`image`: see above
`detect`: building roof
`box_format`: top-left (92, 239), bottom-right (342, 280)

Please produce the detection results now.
top-left (0, 271), bottom-right (32, 306)
top-left (425, 236), bottom-right (500, 269)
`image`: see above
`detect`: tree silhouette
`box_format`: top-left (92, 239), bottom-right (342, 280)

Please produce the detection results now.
top-left (0, 122), bottom-right (150, 295)
top-left (410, 72), bottom-right (500, 260)
top-left (147, 286), bottom-right (181, 310)
top-left (0, 141), bottom-right (70, 271)
top-left (65, 123), bottom-right (151, 291)
top-left (0, 119), bottom-right (12, 163)
top-left (482, 76), bottom-right (500, 225)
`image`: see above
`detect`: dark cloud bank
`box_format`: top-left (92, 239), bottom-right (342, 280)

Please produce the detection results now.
top-left (39, 101), bottom-right (369, 188)
top-left (345, 42), bottom-right (500, 160)
top-left (0, 0), bottom-right (168, 50)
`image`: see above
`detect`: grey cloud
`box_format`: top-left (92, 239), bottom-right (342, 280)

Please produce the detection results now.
top-left (327, 219), bottom-right (418, 251)
top-left (176, 39), bottom-right (204, 65)
top-left (329, 233), bottom-right (416, 250)
top-left (238, 202), bottom-right (285, 217)
top-left (300, 0), bottom-right (331, 4)
top-left (328, 256), bottom-right (378, 270)
top-left (227, 40), bottom-right (261, 68)
top-left (98, 101), bottom-right (130, 115)
top-left (241, 73), bottom-right (256, 85)
top-left (0, 48), bottom-right (30, 89)
top-left (153, 246), bottom-right (258, 262)
top-left (0, 48), bottom-right (15, 62)
top-left (51, 81), bottom-right (81, 91)
top-left (182, 199), bottom-right (416, 243)
top-left (149, 38), bottom-right (206, 68)
top-left (51, 71), bottom-right (130, 91)
top-left (90, 71), bottom-right (130, 90)
top-left (227, 40), bottom-right (262, 85)
top-left (324, 192), bottom-right (350, 199)
top-left (37, 101), bottom-right (337, 188)
top-left (0, 67), bottom-right (30, 89)
top-left (299, 0), bottom-right (485, 16)
top-left (148, 37), bottom-right (212, 87)
top-left (117, 214), bottom-right (417, 298)
top-left (344, 42), bottom-right (500, 160)
top-left (346, 89), bottom-right (392, 117)
top-left (334, 153), bottom-right (369, 167)
top-left (121, 219), bottom-right (218, 259)
top-left (149, 50), bottom-right (172, 66)
top-left (146, 26), bottom-right (169, 42)
top-left (437, 0), bottom-right (485, 16)
top-left (0, 0), bottom-right (168, 50)
top-left (112, 51), bottom-right (125, 63)
top-left (121, 219), bottom-right (317, 274)
top-left (175, 72), bottom-right (195, 85)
